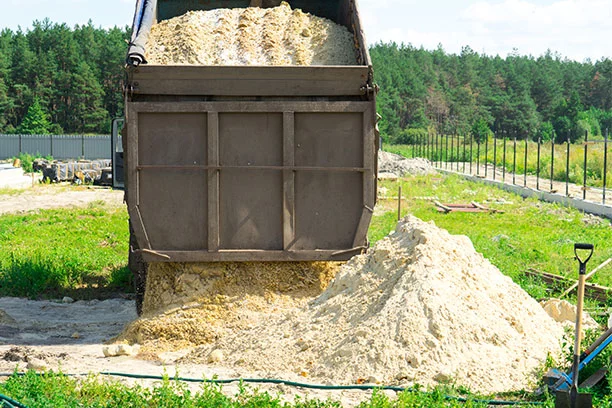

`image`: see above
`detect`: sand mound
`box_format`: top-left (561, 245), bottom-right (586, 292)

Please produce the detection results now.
top-left (541, 298), bottom-right (599, 331)
top-left (119, 262), bottom-right (341, 350)
top-left (145, 2), bottom-right (357, 65)
top-left (182, 216), bottom-right (564, 393)
top-left (378, 151), bottom-right (437, 177)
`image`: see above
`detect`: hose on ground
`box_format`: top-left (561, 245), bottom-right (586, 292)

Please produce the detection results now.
top-left (0, 371), bottom-right (544, 406)
top-left (0, 392), bottom-right (28, 408)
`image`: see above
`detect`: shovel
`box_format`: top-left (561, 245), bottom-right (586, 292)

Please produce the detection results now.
top-left (556, 243), bottom-right (594, 408)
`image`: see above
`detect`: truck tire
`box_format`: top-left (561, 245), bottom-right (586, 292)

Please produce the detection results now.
top-left (128, 222), bottom-right (148, 316)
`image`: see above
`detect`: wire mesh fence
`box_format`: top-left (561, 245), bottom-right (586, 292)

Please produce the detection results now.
top-left (402, 128), bottom-right (611, 206)
top-left (0, 134), bottom-right (111, 160)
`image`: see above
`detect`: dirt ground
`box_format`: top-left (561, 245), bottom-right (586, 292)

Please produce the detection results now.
top-left (0, 185), bottom-right (390, 406)
top-left (0, 184), bottom-right (124, 215)
top-left (0, 296), bottom-right (392, 406)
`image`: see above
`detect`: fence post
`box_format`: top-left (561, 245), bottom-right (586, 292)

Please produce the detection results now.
top-left (493, 131), bottom-right (497, 181)
top-left (469, 134), bottom-right (473, 174)
top-left (437, 131), bottom-right (440, 167)
top-left (484, 134), bottom-right (488, 178)
top-left (445, 133), bottom-right (449, 169)
top-left (523, 134), bottom-right (528, 187)
top-left (566, 134), bottom-right (570, 197)
top-left (18, 134), bottom-right (22, 154)
top-left (604, 128), bottom-right (608, 205)
top-left (513, 136), bottom-right (517, 185)
top-left (433, 132), bottom-right (437, 166)
top-left (502, 132), bottom-right (506, 183)
top-left (583, 130), bottom-right (588, 200)
top-left (476, 138), bottom-right (481, 176)
top-left (536, 135), bottom-right (541, 190)
top-left (82, 134), bottom-right (85, 158)
top-left (451, 132), bottom-right (459, 170)
top-left (550, 135), bottom-right (555, 192)
top-left (462, 134), bottom-right (466, 173)
top-left (49, 134), bottom-right (53, 157)
top-left (397, 185), bottom-right (402, 221)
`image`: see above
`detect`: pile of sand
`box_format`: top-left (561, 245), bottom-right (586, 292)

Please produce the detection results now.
top-left (119, 262), bottom-right (341, 350)
top-left (179, 216), bottom-right (564, 393)
top-left (145, 2), bottom-right (357, 65)
top-left (378, 151), bottom-right (437, 177)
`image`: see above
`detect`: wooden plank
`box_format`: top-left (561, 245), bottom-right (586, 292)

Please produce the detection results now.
top-left (561, 258), bottom-right (612, 298)
top-left (129, 101), bottom-right (371, 113)
top-left (139, 249), bottom-right (361, 262)
top-left (525, 269), bottom-right (610, 302)
top-left (283, 112), bottom-right (296, 250)
top-left (208, 112), bottom-right (219, 252)
top-left (434, 201), bottom-right (452, 213)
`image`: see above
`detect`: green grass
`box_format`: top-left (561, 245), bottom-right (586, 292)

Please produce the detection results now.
top-left (0, 200), bottom-right (131, 298)
top-left (0, 371), bottom-right (545, 408)
top-left (370, 174), bottom-right (612, 299)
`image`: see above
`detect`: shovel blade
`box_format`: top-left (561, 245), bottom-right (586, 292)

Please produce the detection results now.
top-left (555, 390), bottom-right (593, 408)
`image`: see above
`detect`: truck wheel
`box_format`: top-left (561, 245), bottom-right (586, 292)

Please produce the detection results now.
top-left (129, 222), bottom-right (148, 316)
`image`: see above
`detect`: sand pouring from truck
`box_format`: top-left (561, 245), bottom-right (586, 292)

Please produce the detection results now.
top-left (115, 0), bottom-right (378, 314)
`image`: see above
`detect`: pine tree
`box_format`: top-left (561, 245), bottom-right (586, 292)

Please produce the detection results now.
top-left (16, 97), bottom-right (51, 134)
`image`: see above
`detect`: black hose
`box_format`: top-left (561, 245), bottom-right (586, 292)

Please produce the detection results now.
top-left (0, 371), bottom-right (544, 406)
top-left (0, 392), bottom-right (28, 408)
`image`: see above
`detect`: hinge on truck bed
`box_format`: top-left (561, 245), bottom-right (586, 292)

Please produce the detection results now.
top-left (360, 84), bottom-right (378, 98)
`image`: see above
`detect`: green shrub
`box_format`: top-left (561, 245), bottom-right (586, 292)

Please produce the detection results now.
top-left (395, 128), bottom-right (428, 145)
top-left (14, 152), bottom-right (52, 173)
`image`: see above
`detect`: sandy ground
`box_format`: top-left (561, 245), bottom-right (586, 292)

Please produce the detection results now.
top-left (0, 297), bottom-right (391, 406)
top-left (0, 184), bottom-right (124, 215)
top-left (0, 185), bottom-right (389, 405)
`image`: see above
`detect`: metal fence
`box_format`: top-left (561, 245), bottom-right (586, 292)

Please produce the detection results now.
top-left (0, 134), bottom-right (111, 160)
top-left (405, 129), bottom-right (611, 206)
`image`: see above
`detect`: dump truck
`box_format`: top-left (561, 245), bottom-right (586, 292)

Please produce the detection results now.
top-left (120, 0), bottom-right (378, 313)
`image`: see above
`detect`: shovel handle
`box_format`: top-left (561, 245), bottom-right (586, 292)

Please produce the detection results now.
top-left (574, 243), bottom-right (594, 274)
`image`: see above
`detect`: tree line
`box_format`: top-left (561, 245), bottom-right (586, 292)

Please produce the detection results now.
top-left (0, 21), bottom-right (610, 142)
top-left (372, 43), bottom-right (612, 144)
top-left (0, 20), bottom-right (128, 135)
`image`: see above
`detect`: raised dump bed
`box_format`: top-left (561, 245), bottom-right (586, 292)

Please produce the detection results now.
top-left (123, 0), bottom-right (377, 263)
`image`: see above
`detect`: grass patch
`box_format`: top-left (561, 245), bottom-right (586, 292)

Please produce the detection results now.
top-left (371, 174), bottom-right (612, 300)
top-left (0, 201), bottom-right (130, 298)
top-left (387, 138), bottom-right (612, 189)
top-left (0, 371), bottom-right (543, 408)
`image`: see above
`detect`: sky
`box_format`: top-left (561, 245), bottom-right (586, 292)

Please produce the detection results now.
top-left (0, 0), bottom-right (610, 62)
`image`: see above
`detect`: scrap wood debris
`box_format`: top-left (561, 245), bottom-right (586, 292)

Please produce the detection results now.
top-left (434, 201), bottom-right (503, 213)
